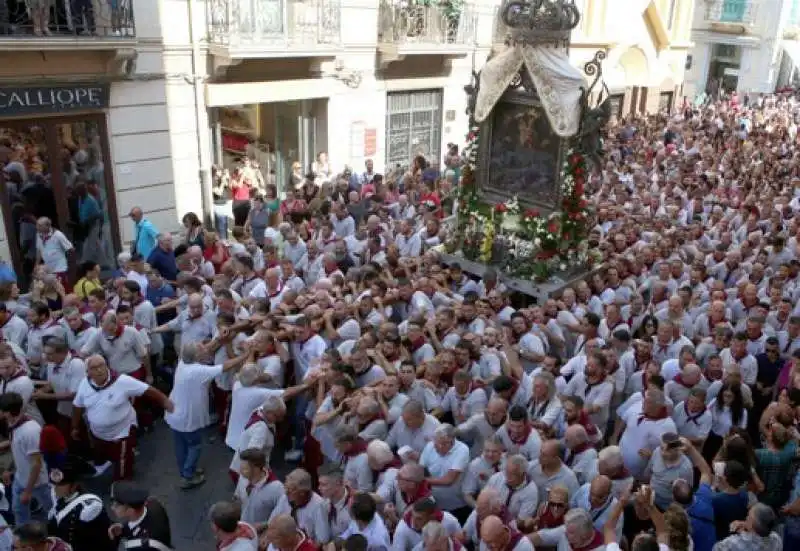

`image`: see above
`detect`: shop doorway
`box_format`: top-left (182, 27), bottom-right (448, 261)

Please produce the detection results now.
top-left (216, 99), bottom-right (328, 194)
top-left (0, 114), bottom-right (120, 289)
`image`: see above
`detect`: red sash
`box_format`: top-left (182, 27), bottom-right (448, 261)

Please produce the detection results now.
top-left (637, 408), bottom-right (669, 425)
top-left (216, 522), bottom-right (257, 550)
top-left (684, 402), bottom-right (707, 425)
top-left (372, 456), bottom-right (403, 485)
top-left (403, 506), bottom-right (443, 531)
top-left (507, 422), bottom-right (533, 446)
top-left (341, 438), bottom-right (369, 459)
top-left (572, 530), bottom-right (604, 551)
top-left (88, 370), bottom-right (119, 392)
top-left (400, 480), bottom-right (432, 508)
top-left (244, 411), bottom-right (265, 431)
top-left (673, 374), bottom-right (694, 388)
top-left (504, 529), bottom-right (525, 551)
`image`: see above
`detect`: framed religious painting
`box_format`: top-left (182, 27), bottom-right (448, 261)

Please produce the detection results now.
top-left (476, 89), bottom-right (565, 211)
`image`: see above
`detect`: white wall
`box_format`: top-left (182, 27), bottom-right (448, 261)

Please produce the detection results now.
top-left (686, 0), bottom-right (793, 95)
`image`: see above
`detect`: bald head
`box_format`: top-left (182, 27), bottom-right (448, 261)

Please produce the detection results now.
top-left (271, 515), bottom-right (297, 536)
top-left (565, 424), bottom-right (588, 448)
top-left (589, 475), bottom-right (612, 506)
top-left (480, 515), bottom-right (508, 544)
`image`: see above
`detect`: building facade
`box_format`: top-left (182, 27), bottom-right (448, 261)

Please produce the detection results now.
top-left (683, 0), bottom-right (800, 98)
top-left (566, 0), bottom-right (694, 117)
top-left (0, 0), bottom-right (501, 282)
top-left (0, 0), bottom-right (201, 286)
top-left (0, 0), bottom-right (696, 281)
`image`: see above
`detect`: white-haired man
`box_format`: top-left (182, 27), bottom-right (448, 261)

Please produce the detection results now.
top-left (229, 394), bottom-right (287, 480)
top-left (166, 341), bottom-right (248, 489)
top-left (366, 440), bottom-right (401, 493)
top-left (268, 469), bottom-right (331, 545)
top-left (531, 508), bottom-right (603, 550)
top-left (35, 217), bottom-right (73, 282)
top-left (420, 423), bottom-right (471, 523)
top-left (72, 355), bottom-right (172, 480)
top-left (484, 454), bottom-right (539, 521)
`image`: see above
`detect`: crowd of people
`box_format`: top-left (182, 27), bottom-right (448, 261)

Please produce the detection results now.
top-left (2, 90), bottom-right (800, 551)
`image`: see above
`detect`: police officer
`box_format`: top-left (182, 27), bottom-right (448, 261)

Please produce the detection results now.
top-left (108, 482), bottom-right (172, 551)
top-left (48, 457), bottom-right (113, 551)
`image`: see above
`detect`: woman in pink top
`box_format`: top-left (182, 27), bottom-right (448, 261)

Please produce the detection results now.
top-left (230, 168), bottom-right (252, 226)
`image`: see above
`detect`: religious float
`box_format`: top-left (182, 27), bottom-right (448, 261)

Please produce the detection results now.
top-left (439, 0), bottom-right (612, 299)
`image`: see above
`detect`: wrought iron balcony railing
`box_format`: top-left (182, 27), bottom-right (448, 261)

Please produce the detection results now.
top-left (377, 1), bottom-right (477, 47)
top-left (207, 0), bottom-right (341, 50)
top-left (0, 0), bottom-right (135, 39)
top-left (704, 0), bottom-right (756, 25)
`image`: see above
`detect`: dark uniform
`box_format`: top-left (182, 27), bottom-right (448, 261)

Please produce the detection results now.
top-left (47, 457), bottom-right (114, 551)
top-left (111, 482), bottom-right (172, 551)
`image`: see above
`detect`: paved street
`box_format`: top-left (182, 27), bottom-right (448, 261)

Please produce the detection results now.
top-left (103, 420), bottom-right (293, 551)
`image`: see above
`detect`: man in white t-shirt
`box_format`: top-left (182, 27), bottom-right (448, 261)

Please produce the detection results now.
top-left (286, 316), bottom-right (327, 461)
top-left (72, 355), bottom-right (173, 481)
top-left (0, 392), bottom-right (52, 525)
top-left (36, 338), bottom-right (86, 434)
top-left (165, 341), bottom-right (247, 489)
top-left (35, 217), bottom-right (73, 280)
top-left (619, 389), bottom-right (677, 480)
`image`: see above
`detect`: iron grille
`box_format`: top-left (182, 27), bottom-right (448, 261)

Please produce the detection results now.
top-left (385, 89), bottom-right (443, 169)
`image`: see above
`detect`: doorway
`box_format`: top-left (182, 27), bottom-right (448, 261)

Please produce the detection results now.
top-left (0, 114), bottom-right (120, 289)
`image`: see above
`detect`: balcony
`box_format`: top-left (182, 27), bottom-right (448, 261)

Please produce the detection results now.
top-left (0, 0), bottom-right (135, 51)
top-left (206, 0), bottom-right (342, 60)
top-left (377, 1), bottom-right (477, 66)
top-left (704, 0), bottom-right (756, 28)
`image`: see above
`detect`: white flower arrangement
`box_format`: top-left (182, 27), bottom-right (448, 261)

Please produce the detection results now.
top-left (504, 196), bottom-right (521, 215)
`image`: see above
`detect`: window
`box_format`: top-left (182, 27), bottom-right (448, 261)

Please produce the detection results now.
top-left (608, 94), bottom-right (624, 118)
top-left (659, 91), bottom-right (674, 114)
top-left (385, 89), bottom-right (443, 169)
top-left (712, 43), bottom-right (740, 60)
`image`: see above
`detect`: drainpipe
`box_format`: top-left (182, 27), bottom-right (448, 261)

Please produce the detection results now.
top-left (187, 0), bottom-right (214, 227)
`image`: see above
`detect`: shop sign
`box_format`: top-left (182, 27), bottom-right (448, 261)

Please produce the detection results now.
top-left (0, 84), bottom-right (111, 117)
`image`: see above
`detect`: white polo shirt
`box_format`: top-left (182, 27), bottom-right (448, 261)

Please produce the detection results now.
top-left (63, 323), bottom-right (98, 353)
top-left (485, 472), bottom-right (539, 518)
top-left (672, 401), bottom-right (712, 441)
top-left (495, 425), bottom-right (542, 463)
top-left (719, 348), bottom-right (758, 386)
top-left (167, 310), bottom-right (216, 348)
top-left (420, 440), bottom-right (470, 510)
top-left (10, 419), bottom-right (48, 489)
top-left (36, 230), bottom-right (72, 273)
top-left (392, 511), bottom-right (461, 551)
top-left (225, 383), bottom-right (283, 449)
top-left (80, 326), bottom-right (146, 374)
top-left (386, 414), bottom-right (440, 454)
top-left (291, 335), bottom-right (327, 381)
top-left (3, 373), bottom-right (44, 425)
top-left (619, 409), bottom-right (677, 479)
top-left (230, 414), bottom-right (275, 474)
top-left (0, 315), bottom-right (27, 347)
top-left (165, 362), bottom-right (224, 433)
top-left (46, 355), bottom-right (86, 417)
top-left (440, 388), bottom-right (487, 424)
top-left (73, 374), bottom-right (149, 441)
